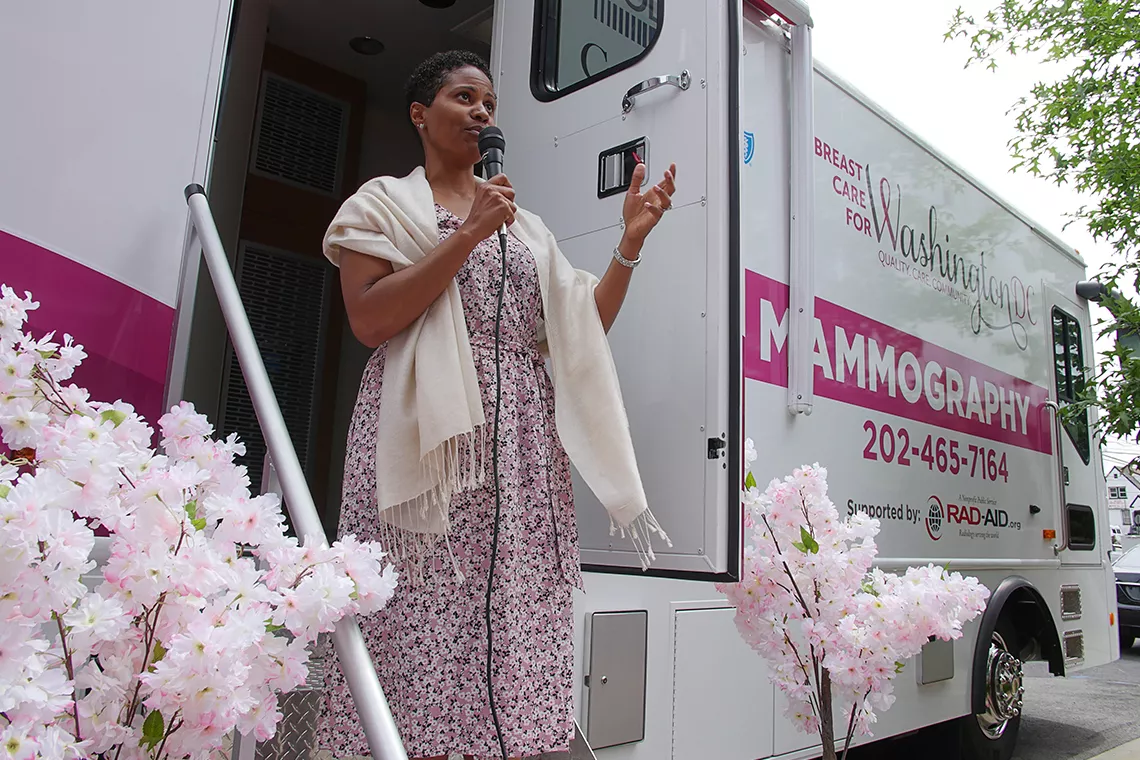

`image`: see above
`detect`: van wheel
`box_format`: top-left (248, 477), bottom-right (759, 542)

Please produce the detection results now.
top-left (1121, 633), bottom-right (1135, 650)
top-left (959, 618), bottom-right (1023, 760)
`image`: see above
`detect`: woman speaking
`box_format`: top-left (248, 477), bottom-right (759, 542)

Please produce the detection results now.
top-left (316, 50), bottom-right (676, 760)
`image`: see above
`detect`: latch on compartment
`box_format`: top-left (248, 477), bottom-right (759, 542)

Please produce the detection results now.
top-left (598, 137), bottom-right (648, 199)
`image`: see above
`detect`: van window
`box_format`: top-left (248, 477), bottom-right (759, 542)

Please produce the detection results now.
top-left (1066, 504), bottom-right (1096, 551)
top-left (1051, 307), bottom-right (1091, 464)
top-left (532, 0), bottom-right (663, 100)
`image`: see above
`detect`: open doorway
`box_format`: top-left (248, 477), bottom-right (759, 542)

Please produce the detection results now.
top-left (180, 0), bottom-right (493, 534)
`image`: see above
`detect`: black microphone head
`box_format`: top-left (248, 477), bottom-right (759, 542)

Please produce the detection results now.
top-left (478, 126), bottom-right (506, 156)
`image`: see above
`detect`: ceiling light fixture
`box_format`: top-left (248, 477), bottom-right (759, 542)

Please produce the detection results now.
top-left (349, 36), bottom-right (384, 55)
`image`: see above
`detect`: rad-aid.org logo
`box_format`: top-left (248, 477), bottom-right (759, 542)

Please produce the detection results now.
top-left (926, 495), bottom-right (1019, 541)
top-left (926, 496), bottom-right (944, 540)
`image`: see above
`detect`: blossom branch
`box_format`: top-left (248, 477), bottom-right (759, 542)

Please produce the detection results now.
top-left (840, 688), bottom-right (873, 760)
top-left (840, 700), bottom-right (859, 760)
top-left (153, 710), bottom-right (184, 760)
top-left (32, 366), bottom-right (74, 415)
top-left (760, 513), bottom-right (813, 616)
top-left (53, 612), bottom-right (82, 742)
top-left (782, 630), bottom-right (812, 685)
top-left (119, 595), bottom-right (167, 731)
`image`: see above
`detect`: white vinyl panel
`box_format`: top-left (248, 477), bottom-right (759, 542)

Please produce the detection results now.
top-left (0, 1), bottom-right (232, 306)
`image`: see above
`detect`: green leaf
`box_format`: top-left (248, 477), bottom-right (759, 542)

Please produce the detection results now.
top-left (100, 409), bottom-right (127, 428)
top-left (152, 642), bottom-right (167, 664)
top-left (38, 349), bottom-right (57, 360)
top-left (0, 484), bottom-right (9, 500)
top-left (792, 541), bottom-right (807, 553)
top-left (744, 471), bottom-right (757, 490)
top-left (800, 526), bottom-right (819, 554)
top-left (894, 661), bottom-right (906, 674)
top-left (141, 709), bottom-right (165, 749)
top-left (184, 500), bottom-right (198, 520)
top-left (266, 621), bottom-right (285, 633)
top-left (191, 517), bottom-right (207, 532)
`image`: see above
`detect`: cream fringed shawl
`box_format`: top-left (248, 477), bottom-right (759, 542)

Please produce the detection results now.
top-left (322, 167), bottom-right (669, 572)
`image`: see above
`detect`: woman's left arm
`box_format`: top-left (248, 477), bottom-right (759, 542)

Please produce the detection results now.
top-left (594, 162), bottom-right (677, 333)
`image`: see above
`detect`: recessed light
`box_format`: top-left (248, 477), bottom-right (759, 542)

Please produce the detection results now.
top-left (349, 36), bottom-right (384, 55)
top-left (419, 0), bottom-right (457, 8)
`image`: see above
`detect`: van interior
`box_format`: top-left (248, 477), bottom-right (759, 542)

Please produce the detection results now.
top-left (181, 0), bottom-right (495, 533)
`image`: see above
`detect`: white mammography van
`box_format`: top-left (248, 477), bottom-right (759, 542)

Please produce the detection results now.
top-left (0, 1), bottom-right (1116, 758)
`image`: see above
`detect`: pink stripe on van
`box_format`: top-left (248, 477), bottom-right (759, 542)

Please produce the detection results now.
top-left (1, 230), bottom-right (174, 429)
top-left (744, 269), bottom-right (1053, 455)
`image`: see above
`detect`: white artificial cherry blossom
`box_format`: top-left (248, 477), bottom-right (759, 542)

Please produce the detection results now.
top-left (0, 284), bottom-right (398, 760)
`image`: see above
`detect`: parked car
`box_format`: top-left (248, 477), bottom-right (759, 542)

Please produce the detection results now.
top-left (1114, 546), bottom-right (1140, 648)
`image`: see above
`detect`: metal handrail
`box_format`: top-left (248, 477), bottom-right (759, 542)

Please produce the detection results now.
top-left (183, 184), bottom-right (408, 760)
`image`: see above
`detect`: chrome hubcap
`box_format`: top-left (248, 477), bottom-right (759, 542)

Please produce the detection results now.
top-left (977, 630), bottom-right (1024, 739)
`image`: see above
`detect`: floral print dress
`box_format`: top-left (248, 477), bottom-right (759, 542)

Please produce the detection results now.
top-left (315, 205), bottom-right (583, 760)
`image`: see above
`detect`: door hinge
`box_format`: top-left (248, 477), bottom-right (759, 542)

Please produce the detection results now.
top-left (707, 436), bottom-right (726, 460)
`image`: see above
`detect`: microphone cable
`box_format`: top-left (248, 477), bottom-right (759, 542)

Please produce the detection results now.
top-left (478, 126), bottom-right (511, 760)
top-left (485, 216), bottom-right (510, 760)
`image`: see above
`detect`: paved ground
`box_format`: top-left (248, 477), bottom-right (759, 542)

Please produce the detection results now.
top-left (1012, 644), bottom-right (1140, 760)
top-left (838, 644), bottom-right (1140, 760)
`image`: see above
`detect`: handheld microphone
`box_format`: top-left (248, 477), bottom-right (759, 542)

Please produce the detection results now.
top-left (478, 126), bottom-right (508, 251)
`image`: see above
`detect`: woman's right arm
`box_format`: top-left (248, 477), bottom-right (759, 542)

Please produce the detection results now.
top-left (339, 227), bottom-right (480, 347)
top-left (339, 175), bottom-right (516, 348)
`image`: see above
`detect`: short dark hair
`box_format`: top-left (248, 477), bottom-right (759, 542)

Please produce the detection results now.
top-left (404, 50), bottom-right (493, 112)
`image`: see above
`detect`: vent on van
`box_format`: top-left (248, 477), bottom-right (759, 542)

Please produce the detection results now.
top-left (218, 242), bottom-right (332, 499)
top-left (1060, 585), bottom-right (1082, 620)
top-left (1063, 630), bottom-right (1085, 665)
top-left (250, 73), bottom-right (348, 196)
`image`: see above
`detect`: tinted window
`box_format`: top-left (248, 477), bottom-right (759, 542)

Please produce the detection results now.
top-left (533, 0), bottom-right (662, 100)
top-left (1052, 307), bottom-right (1091, 464)
top-left (1067, 504), bottom-right (1096, 551)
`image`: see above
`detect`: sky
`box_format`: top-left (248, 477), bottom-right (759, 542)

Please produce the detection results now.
top-left (805, 0), bottom-right (1140, 471)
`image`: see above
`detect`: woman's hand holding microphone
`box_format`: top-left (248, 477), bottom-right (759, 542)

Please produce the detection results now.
top-left (460, 174), bottom-right (517, 242)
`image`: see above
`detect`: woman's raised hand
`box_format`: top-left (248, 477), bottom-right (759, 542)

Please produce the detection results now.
top-left (461, 174), bottom-right (517, 241)
top-left (622, 163), bottom-right (676, 244)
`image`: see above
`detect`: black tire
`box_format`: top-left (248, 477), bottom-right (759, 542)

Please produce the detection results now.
top-left (1121, 632), bottom-right (1136, 650)
top-left (959, 616), bottom-right (1023, 760)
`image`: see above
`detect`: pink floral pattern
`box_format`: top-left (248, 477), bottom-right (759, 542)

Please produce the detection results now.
top-left (316, 205), bottom-right (582, 759)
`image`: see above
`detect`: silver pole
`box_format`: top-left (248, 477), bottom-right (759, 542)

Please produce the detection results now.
top-left (184, 185), bottom-right (408, 760)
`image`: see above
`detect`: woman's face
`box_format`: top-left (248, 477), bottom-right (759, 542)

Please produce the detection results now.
top-left (412, 65), bottom-right (497, 168)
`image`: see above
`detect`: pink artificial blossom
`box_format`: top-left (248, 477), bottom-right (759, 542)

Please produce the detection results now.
top-left (717, 439), bottom-right (989, 760)
top-left (0, 283), bottom-right (398, 760)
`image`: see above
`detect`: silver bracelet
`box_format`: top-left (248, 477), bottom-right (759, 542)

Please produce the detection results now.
top-left (613, 246), bottom-right (641, 269)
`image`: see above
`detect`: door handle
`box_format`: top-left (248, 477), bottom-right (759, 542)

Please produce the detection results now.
top-left (1044, 400), bottom-right (1069, 554)
top-left (621, 69), bottom-right (691, 113)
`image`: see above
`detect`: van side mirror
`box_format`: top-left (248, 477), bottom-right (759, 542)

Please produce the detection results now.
top-left (1075, 280), bottom-right (1108, 301)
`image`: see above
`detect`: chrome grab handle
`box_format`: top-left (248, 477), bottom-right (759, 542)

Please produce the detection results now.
top-left (621, 69), bottom-right (691, 113)
top-left (1044, 400), bottom-right (1069, 554)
